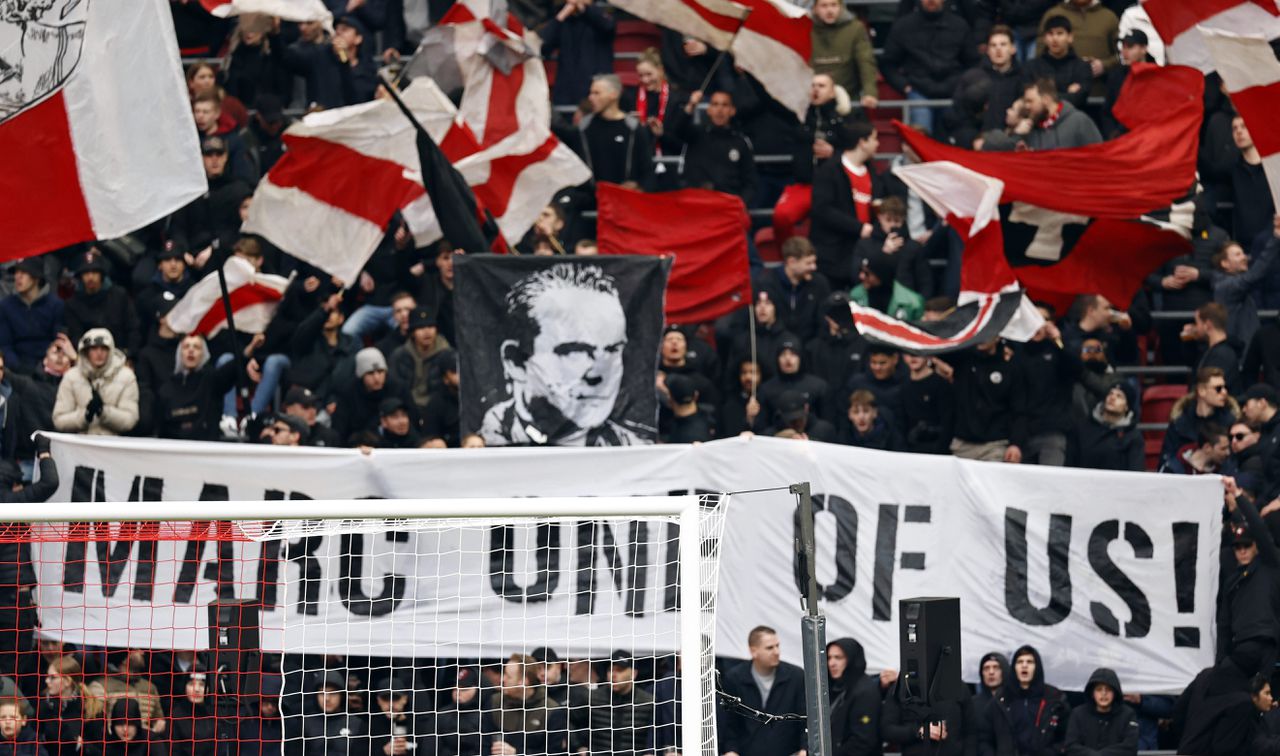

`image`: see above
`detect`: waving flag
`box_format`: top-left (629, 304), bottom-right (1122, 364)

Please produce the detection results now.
top-left (1, 0), bottom-right (206, 261)
top-left (1201, 28), bottom-right (1280, 211)
top-left (244, 79), bottom-right (461, 284)
top-left (1141, 0), bottom-right (1280, 72)
top-left (608, 0), bottom-right (812, 118)
top-left (897, 63), bottom-right (1201, 311)
top-left (597, 183), bottom-right (751, 323)
top-left (850, 163), bottom-right (1043, 353)
top-left (199, 0), bottom-right (332, 27)
top-left (166, 256), bottom-right (290, 337)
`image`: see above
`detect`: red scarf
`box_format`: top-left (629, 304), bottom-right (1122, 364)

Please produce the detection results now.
top-left (636, 82), bottom-right (669, 155)
top-left (1038, 101), bottom-right (1065, 130)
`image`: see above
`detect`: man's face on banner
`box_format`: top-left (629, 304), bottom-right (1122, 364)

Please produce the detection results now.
top-left (516, 287), bottom-right (628, 431)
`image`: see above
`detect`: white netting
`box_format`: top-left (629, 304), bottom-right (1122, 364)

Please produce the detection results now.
top-left (277, 494), bottom-right (728, 756)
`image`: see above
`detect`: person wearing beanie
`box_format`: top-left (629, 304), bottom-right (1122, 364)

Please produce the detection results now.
top-left (1073, 383), bottom-right (1144, 471)
top-left (757, 338), bottom-right (829, 426)
top-left (304, 670), bottom-right (368, 756)
top-left (64, 250), bottom-right (143, 358)
top-left (332, 347), bottom-right (414, 444)
top-left (103, 698), bottom-right (165, 756)
top-left (239, 675), bottom-right (284, 756)
top-left (389, 307), bottom-right (452, 412)
top-left (0, 255), bottom-right (63, 373)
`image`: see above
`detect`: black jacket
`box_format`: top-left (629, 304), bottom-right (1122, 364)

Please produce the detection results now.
top-left (949, 347), bottom-right (1027, 447)
top-left (1063, 668), bottom-right (1138, 756)
top-left (1023, 49), bottom-right (1093, 109)
top-left (756, 268), bottom-right (831, 344)
top-left (1173, 667), bottom-right (1257, 756)
top-left (977, 58), bottom-right (1025, 132)
top-left (156, 359), bottom-right (239, 441)
top-left (805, 327), bottom-right (869, 423)
top-left (980, 646), bottom-right (1068, 756)
top-left (1073, 406), bottom-right (1143, 472)
top-left (169, 698), bottom-right (217, 756)
top-left (670, 112), bottom-right (757, 200)
top-left (65, 285), bottom-right (142, 357)
top-left (540, 4), bottom-right (615, 106)
top-left (570, 685), bottom-right (655, 755)
top-left (427, 697), bottom-right (484, 756)
top-left (900, 371), bottom-right (954, 455)
top-left (853, 228), bottom-right (932, 299)
top-left (827, 638), bottom-right (883, 756)
top-left (0, 456), bottom-right (58, 588)
top-left (718, 661), bottom-right (807, 756)
top-left (881, 9), bottom-right (979, 98)
top-left (795, 100), bottom-right (850, 184)
top-left (882, 680), bottom-right (977, 756)
top-left (1019, 339), bottom-right (1079, 437)
top-left (810, 158), bottom-right (883, 284)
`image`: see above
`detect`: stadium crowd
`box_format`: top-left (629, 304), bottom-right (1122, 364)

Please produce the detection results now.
top-left (3, 0), bottom-right (1280, 751)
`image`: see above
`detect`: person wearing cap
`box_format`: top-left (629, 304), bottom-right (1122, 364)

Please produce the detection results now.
top-left (757, 338), bottom-right (829, 427)
top-left (135, 246), bottom-right (193, 342)
top-left (286, 13), bottom-right (377, 108)
top-left (1217, 481), bottom-right (1280, 689)
top-left (368, 677), bottom-right (423, 756)
top-left (810, 120), bottom-right (883, 292)
top-left (374, 397), bottom-right (422, 449)
top-left (390, 307), bottom-right (452, 412)
top-left (168, 135), bottom-right (255, 258)
top-left (242, 91), bottom-right (292, 175)
top-left (1037, 0), bottom-right (1120, 97)
top-left (421, 350), bottom-right (462, 447)
top-left (333, 347), bottom-right (413, 444)
top-left (1023, 16), bottom-right (1092, 109)
top-left (52, 329), bottom-right (139, 437)
top-left (289, 287), bottom-right (360, 406)
top-left (945, 337), bottom-right (1027, 463)
top-left (569, 651), bottom-right (655, 756)
top-left (282, 387), bottom-right (342, 447)
top-left (265, 414), bottom-right (308, 446)
top-left (154, 333), bottom-right (238, 442)
top-left (425, 666), bottom-right (483, 756)
top-left (1241, 383), bottom-right (1280, 481)
top-left (304, 670), bottom-right (368, 756)
top-left (1100, 28), bottom-right (1153, 139)
top-left (1073, 382), bottom-right (1143, 471)
top-left (850, 249), bottom-right (923, 323)
top-left (64, 251), bottom-right (142, 358)
top-left (103, 698), bottom-right (165, 756)
top-left (767, 388), bottom-right (836, 442)
top-left (661, 373), bottom-right (715, 443)
top-left (0, 256), bottom-right (63, 373)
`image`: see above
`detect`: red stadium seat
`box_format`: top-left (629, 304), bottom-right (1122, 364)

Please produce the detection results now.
top-left (755, 227), bottom-right (782, 264)
top-left (1140, 383), bottom-right (1186, 470)
top-left (615, 20), bottom-right (662, 54)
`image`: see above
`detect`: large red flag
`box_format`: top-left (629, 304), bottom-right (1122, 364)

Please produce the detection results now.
top-left (597, 184), bottom-right (751, 323)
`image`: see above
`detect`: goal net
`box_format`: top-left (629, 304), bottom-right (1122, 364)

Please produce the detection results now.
top-left (5, 495), bottom-right (727, 756)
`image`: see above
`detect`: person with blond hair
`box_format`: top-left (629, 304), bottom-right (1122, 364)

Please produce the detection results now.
top-left (40, 656), bottom-right (104, 756)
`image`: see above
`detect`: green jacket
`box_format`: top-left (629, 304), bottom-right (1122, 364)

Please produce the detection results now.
top-left (811, 10), bottom-right (879, 100)
top-left (850, 281), bottom-right (924, 322)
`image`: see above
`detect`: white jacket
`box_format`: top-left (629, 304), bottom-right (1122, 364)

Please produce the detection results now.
top-left (52, 328), bottom-right (139, 436)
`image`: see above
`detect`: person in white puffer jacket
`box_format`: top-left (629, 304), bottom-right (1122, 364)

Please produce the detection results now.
top-left (52, 328), bottom-right (139, 436)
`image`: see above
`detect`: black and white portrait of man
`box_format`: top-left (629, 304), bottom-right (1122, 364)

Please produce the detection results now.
top-left (454, 256), bottom-right (669, 447)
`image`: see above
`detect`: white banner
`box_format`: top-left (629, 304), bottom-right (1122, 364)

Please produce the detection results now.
top-left (38, 434), bottom-right (1220, 693)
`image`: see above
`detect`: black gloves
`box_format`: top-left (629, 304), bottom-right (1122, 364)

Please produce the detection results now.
top-left (85, 391), bottom-right (104, 423)
top-left (33, 434), bottom-right (50, 456)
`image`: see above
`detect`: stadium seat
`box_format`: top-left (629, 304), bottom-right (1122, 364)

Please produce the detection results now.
top-left (755, 227), bottom-right (781, 264)
top-left (1140, 383), bottom-right (1186, 471)
top-left (615, 21), bottom-right (662, 54)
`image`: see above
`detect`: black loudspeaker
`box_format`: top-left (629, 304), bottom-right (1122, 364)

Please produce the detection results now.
top-left (208, 599), bottom-right (261, 653)
top-left (898, 597), bottom-right (964, 703)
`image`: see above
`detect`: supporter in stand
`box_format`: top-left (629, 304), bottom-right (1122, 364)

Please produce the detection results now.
top-left (169, 668), bottom-right (215, 756)
top-left (850, 252), bottom-right (924, 323)
top-left (718, 359), bottom-right (763, 438)
top-left (541, 0), bottom-right (615, 107)
top-left (810, 0), bottom-right (878, 111)
top-left (899, 352), bottom-right (954, 455)
top-left (155, 334), bottom-right (237, 442)
top-left (1074, 383), bottom-right (1144, 472)
top-left (238, 676), bottom-right (283, 756)
top-left (484, 654), bottom-right (567, 756)
top-left (726, 293), bottom-right (796, 386)
top-left (64, 251), bottom-right (142, 359)
top-left (52, 329), bottom-right (139, 437)
top-left (420, 350), bottom-right (461, 447)
top-left (389, 308), bottom-right (450, 414)
top-left (806, 293), bottom-right (868, 421)
top-left (1181, 302), bottom-right (1243, 397)
top-left (574, 74), bottom-right (653, 189)
top-left (40, 656), bottom-right (103, 756)
top-left (1100, 30), bottom-right (1153, 139)
top-left (1062, 668), bottom-right (1138, 755)
top-left (1037, 0), bottom-right (1119, 97)
top-left (303, 672), bottom-right (366, 756)
top-left (1022, 16), bottom-right (1091, 109)
top-left (0, 258), bottom-right (63, 374)
top-left (764, 389), bottom-right (835, 442)
top-left (979, 646), bottom-right (1069, 755)
top-left (963, 25), bottom-right (1023, 136)
top-left (838, 389), bottom-right (903, 451)
top-left (1061, 294), bottom-right (1137, 366)
top-left (426, 667), bottom-right (483, 756)
top-left (773, 73), bottom-right (852, 247)
top-left (570, 652), bottom-right (654, 755)
top-left (717, 627), bottom-right (806, 756)
top-left (103, 699), bottom-right (166, 756)
top-left (1018, 307), bottom-right (1076, 466)
top-left (669, 90), bottom-right (757, 200)
top-left (853, 196), bottom-right (932, 299)
top-left (1212, 225), bottom-right (1280, 353)
top-left (941, 337), bottom-right (1027, 463)
top-left (983, 78), bottom-right (1101, 151)
top-left (168, 137), bottom-right (254, 258)
top-left (810, 121), bottom-right (882, 291)
top-left (881, 0), bottom-right (979, 134)
top-left (825, 638), bottom-right (882, 756)
top-left (972, 653), bottom-right (1009, 726)
top-left (185, 62), bottom-right (247, 132)
top-left (755, 238), bottom-right (830, 343)
top-left (1232, 117), bottom-right (1278, 250)
top-left (846, 344), bottom-right (905, 429)
top-left (1161, 423), bottom-right (1231, 475)
top-left (758, 339), bottom-right (828, 423)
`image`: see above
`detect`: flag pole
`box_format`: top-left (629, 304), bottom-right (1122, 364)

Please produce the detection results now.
top-left (695, 11), bottom-right (752, 96)
top-left (215, 262), bottom-right (251, 423)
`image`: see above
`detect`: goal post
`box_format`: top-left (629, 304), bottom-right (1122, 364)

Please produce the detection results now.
top-left (12, 494), bottom-right (728, 756)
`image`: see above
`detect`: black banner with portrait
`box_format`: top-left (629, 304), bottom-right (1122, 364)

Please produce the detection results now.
top-left (454, 255), bottom-right (671, 447)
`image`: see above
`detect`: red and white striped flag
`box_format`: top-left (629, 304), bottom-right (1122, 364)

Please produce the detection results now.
top-left (403, 2), bottom-right (531, 95)
top-left (166, 256), bottom-right (290, 337)
top-left (0, 0), bottom-right (206, 261)
top-left (243, 80), bottom-right (463, 284)
top-left (1201, 28), bottom-right (1280, 211)
top-left (608, 0), bottom-right (812, 118)
top-left (850, 162), bottom-right (1043, 353)
top-left (199, 0), bottom-right (332, 26)
top-left (1142, 0), bottom-right (1280, 72)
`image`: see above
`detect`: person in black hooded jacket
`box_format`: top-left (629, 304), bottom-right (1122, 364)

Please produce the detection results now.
top-left (169, 668), bottom-right (216, 756)
top-left (156, 335), bottom-right (239, 441)
top-left (103, 699), bottom-right (167, 756)
top-left (1073, 383), bottom-right (1144, 472)
top-left (826, 638), bottom-right (881, 756)
top-left (979, 646), bottom-right (1068, 756)
top-left (882, 650), bottom-right (976, 756)
top-left (1063, 668), bottom-right (1137, 756)
top-left (973, 653), bottom-right (1010, 734)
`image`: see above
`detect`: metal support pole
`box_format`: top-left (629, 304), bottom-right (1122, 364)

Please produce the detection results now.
top-left (792, 482), bottom-right (831, 756)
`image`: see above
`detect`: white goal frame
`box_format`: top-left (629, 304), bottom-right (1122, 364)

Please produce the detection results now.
top-left (21, 495), bottom-right (712, 756)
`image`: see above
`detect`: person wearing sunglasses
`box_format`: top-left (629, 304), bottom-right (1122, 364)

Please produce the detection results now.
top-left (1159, 366), bottom-right (1240, 470)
